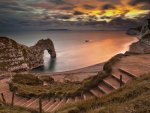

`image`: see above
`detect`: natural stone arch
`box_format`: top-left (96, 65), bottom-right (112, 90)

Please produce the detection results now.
top-left (0, 37), bottom-right (56, 72)
top-left (29, 38), bottom-right (56, 69)
top-left (33, 39), bottom-right (56, 58)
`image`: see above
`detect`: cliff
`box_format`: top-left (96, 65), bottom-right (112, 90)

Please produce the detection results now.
top-left (127, 33), bottom-right (150, 54)
top-left (0, 37), bottom-right (56, 72)
top-left (126, 26), bottom-right (141, 35)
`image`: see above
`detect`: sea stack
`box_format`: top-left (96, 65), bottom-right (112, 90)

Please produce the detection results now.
top-left (0, 37), bottom-right (56, 72)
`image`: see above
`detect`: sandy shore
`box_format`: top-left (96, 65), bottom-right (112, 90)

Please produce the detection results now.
top-left (35, 62), bottom-right (105, 82)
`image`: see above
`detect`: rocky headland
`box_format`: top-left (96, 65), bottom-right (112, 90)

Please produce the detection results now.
top-left (0, 37), bottom-right (56, 72)
top-left (126, 26), bottom-right (141, 35)
top-left (127, 33), bottom-right (150, 54)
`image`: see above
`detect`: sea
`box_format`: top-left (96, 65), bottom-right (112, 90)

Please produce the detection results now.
top-left (0, 31), bottom-right (137, 72)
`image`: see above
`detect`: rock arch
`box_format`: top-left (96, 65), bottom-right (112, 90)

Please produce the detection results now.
top-left (0, 37), bottom-right (56, 72)
top-left (32, 39), bottom-right (56, 58)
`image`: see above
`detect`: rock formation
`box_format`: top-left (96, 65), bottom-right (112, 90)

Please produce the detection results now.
top-left (127, 33), bottom-right (150, 54)
top-left (126, 26), bottom-right (141, 35)
top-left (0, 37), bottom-right (56, 72)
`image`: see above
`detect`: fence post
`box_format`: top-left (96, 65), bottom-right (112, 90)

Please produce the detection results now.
top-left (39, 97), bottom-right (42, 113)
top-left (1, 93), bottom-right (6, 103)
top-left (11, 91), bottom-right (15, 106)
top-left (120, 75), bottom-right (123, 87)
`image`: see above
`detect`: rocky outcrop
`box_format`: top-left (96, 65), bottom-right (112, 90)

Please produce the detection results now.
top-left (127, 33), bottom-right (150, 54)
top-left (126, 26), bottom-right (141, 35)
top-left (0, 37), bottom-right (56, 72)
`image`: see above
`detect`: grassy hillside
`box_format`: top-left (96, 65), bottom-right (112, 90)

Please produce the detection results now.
top-left (10, 73), bottom-right (107, 98)
top-left (55, 73), bottom-right (150, 113)
top-left (0, 104), bottom-right (38, 113)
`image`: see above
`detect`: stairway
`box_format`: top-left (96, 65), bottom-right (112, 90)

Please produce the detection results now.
top-left (0, 68), bottom-right (138, 113)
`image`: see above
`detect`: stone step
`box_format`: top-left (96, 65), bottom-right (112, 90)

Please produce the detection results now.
top-left (46, 99), bottom-right (60, 112)
top-left (119, 68), bottom-right (138, 78)
top-left (66, 98), bottom-right (74, 103)
top-left (51, 99), bottom-right (66, 112)
top-left (90, 88), bottom-right (103, 98)
top-left (28, 98), bottom-right (39, 109)
top-left (112, 70), bottom-right (133, 83)
top-left (13, 95), bottom-right (24, 104)
top-left (42, 99), bottom-right (50, 108)
top-left (103, 76), bottom-right (120, 90)
top-left (15, 98), bottom-right (28, 106)
top-left (83, 92), bottom-right (93, 100)
top-left (43, 99), bottom-right (54, 110)
top-left (0, 85), bottom-right (9, 92)
top-left (22, 98), bottom-right (36, 107)
top-left (98, 82), bottom-right (113, 94)
top-left (75, 96), bottom-right (81, 102)
top-left (111, 74), bottom-right (125, 84)
top-left (3, 91), bottom-right (12, 103)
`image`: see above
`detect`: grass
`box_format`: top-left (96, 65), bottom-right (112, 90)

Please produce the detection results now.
top-left (12, 74), bottom-right (43, 86)
top-left (55, 73), bottom-right (150, 113)
top-left (12, 81), bottom-right (82, 98)
top-left (0, 103), bottom-right (38, 113)
top-left (103, 54), bottom-right (125, 74)
top-left (10, 72), bottom-right (108, 98)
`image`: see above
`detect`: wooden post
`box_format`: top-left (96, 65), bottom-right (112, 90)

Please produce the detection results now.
top-left (1, 93), bottom-right (6, 103)
top-left (120, 75), bottom-right (123, 87)
top-left (39, 97), bottom-right (42, 113)
top-left (11, 91), bottom-right (15, 106)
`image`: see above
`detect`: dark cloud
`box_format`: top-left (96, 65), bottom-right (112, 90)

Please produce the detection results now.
top-left (0, 0), bottom-right (149, 31)
top-left (73, 11), bottom-right (84, 15)
top-left (101, 4), bottom-right (116, 10)
top-left (60, 6), bottom-right (75, 10)
top-left (47, 0), bottom-right (66, 5)
top-left (83, 4), bottom-right (96, 10)
top-left (129, 0), bottom-right (150, 6)
top-left (0, 2), bottom-right (27, 11)
top-left (59, 15), bottom-right (72, 19)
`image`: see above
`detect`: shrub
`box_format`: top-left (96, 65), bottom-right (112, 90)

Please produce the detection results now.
top-left (103, 54), bottom-right (124, 74)
top-left (12, 74), bottom-right (43, 85)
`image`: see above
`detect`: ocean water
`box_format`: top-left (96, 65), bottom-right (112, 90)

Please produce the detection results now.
top-left (0, 31), bottom-right (137, 72)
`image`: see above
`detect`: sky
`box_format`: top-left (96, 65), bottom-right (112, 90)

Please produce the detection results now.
top-left (0, 0), bottom-right (150, 31)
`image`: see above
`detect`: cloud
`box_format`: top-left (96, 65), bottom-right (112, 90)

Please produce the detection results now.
top-left (129, 0), bottom-right (150, 6)
top-left (0, 2), bottom-right (27, 11)
top-left (101, 4), bottom-right (116, 10)
top-left (47, 0), bottom-right (66, 5)
top-left (83, 4), bottom-right (96, 10)
top-left (60, 6), bottom-right (75, 10)
top-left (0, 0), bottom-right (149, 31)
top-left (73, 11), bottom-right (84, 15)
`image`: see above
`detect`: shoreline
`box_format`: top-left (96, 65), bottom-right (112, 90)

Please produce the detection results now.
top-left (31, 62), bottom-right (105, 74)
top-left (31, 62), bottom-right (105, 82)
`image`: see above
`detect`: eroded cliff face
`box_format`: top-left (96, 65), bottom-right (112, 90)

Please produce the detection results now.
top-left (128, 33), bottom-right (150, 54)
top-left (0, 37), bottom-right (56, 72)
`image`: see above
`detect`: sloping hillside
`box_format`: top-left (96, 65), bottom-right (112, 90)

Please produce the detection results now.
top-left (55, 73), bottom-right (150, 113)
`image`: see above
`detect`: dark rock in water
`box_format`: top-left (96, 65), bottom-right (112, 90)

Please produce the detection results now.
top-left (85, 40), bottom-right (90, 43)
top-left (0, 37), bottom-right (56, 72)
top-left (126, 26), bottom-right (141, 35)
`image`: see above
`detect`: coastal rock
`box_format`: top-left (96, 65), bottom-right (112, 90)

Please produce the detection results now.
top-left (0, 37), bottom-right (56, 72)
top-left (126, 26), bottom-right (141, 35)
top-left (128, 33), bottom-right (150, 54)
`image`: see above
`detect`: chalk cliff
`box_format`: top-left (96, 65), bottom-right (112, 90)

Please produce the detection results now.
top-left (0, 37), bottom-right (56, 72)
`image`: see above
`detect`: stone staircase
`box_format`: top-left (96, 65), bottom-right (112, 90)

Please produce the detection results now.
top-left (0, 68), bottom-right (140, 113)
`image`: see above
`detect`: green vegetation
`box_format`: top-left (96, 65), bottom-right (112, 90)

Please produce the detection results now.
top-left (56, 73), bottom-right (150, 113)
top-left (12, 74), bottom-right (42, 86)
top-left (10, 72), bottom-right (108, 98)
top-left (103, 54), bottom-right (125, 74)
top-left (0, 104), bottom-right (38, 113)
